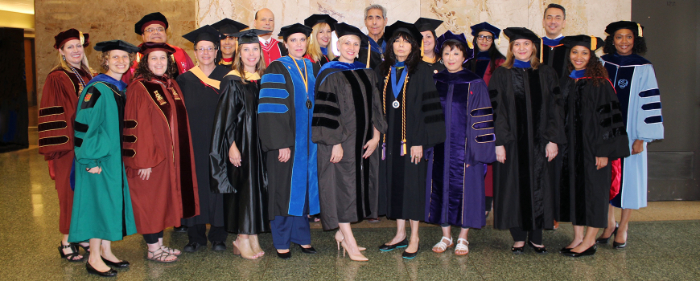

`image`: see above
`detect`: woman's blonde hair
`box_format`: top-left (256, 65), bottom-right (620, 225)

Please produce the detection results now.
top-left (53, 45), bottom-right (93, 74)
top-left (306, 22), bottom-right (336, 62)
top-left (233, 42), bottom-right (266, 84)
top-left (502, 40), bottom-right (540, 70)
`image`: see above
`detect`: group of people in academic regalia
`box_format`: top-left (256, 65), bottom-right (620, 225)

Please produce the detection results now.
top-left (39, 2), bottom-right (663, 277)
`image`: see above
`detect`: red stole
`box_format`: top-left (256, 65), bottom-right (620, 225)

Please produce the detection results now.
top-left (261, 37), bottom-right (283, 66)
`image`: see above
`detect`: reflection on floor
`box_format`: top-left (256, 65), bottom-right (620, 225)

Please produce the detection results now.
top-left (2, 136), bottom-right (699, 280)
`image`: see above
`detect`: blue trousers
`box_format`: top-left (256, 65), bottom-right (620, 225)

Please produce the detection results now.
top-left (270, 216), bottom-right (311, 249)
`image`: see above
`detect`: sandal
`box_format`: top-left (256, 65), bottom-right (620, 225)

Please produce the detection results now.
top-left (160, 245), bottom-right (181, 256)
top-left (147, 248), bottom-right (178, 263)
top-left (455, 238), bottom-right (469, 256)
top-left (431, 236), bottom-right (454, 253)
top-left (58, 243), bottom-right (84, 262)
top-left (77, 242), bottom-right (90, 253)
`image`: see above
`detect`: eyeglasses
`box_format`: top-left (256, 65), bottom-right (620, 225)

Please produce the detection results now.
top-left (477, 35), bottom-right (494, 41)
top-left (145, 27), bottom-right (165, 33)
top-left (196, 47), bottom-right (218, 53)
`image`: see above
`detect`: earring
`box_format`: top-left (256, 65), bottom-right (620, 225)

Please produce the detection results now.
top-left (62, 55), bottom-right (66, 61)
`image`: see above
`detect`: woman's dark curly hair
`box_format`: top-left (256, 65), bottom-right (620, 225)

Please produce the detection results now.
top-left (603, 29), bottom-right (647, 55)
top-left (470, 33), bottom-right (505, 75)
top-left (566, 48), bottom-right (609, 86)
top-left (132, 52), bottom-right (177, 82)
top-left (378, 31), bottom-right (422, 77)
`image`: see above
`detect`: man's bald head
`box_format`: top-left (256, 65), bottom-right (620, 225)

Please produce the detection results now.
top-left (255, 8), bottom-right (275, 33)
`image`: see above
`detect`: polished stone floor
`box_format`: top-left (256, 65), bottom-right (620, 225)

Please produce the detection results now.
top-left (2, 131), bottom-right (700, 280)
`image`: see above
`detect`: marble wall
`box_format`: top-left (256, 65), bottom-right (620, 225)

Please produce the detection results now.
top-left (197, 0), bottom-right (630, 53)
top-left (35, 0), bottom-right (196, 101)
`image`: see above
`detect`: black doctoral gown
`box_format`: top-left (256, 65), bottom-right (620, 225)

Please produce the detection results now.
top-left (424, 59), bottom-right (446, 75)
top-left (210, 73), bottom-right (270, 234)
top-left (557, 76), bottom-right (630, 228)
top-left (177, 65), bottom-right (230, 228)
top-left (312, 61), bottom-right (388, 230)
top-left (541, 44), bottom-right (569, 79)
top-left (375, 61), bottom-right (446, 221)
top-left (488, 65), bottom-right (565, 231)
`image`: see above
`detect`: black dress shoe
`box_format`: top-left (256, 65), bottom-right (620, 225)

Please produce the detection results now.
top-left (173, 226), bottom-right (188, 233)
top-left (86, 261), bottom-right (117, 277)
top-left (211, 241), bottom-right (226, 251)
top-left (379, 238), bottom-right (408, 252)
top-left (563, 245), bottom-right (597, 257)
top-left (613, 241), bottom-right (626, 249)
top-left (511, 246), bottom-right (525, 254)
top-left (559, 247), bottom-right (573, 254)
top-left (596, 225), bottom-right (618, 244)
top-left (183, 242), bottom-right (204, 252)
top-left (402, 246), bottom-right (420, 260)
top-left (276, 250), bottom-right (292, 260)
top-left (101, 257), bottom-right (130, 268)
top-left (298, 245), bottom-right (317, 254)
top-left (528, 242), bottom-right (548, 254)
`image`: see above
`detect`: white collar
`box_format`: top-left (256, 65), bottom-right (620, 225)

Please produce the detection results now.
top-left (259, 36), bottom-right (273, 45)
top-left (545, 34), bottom-right (564, 40)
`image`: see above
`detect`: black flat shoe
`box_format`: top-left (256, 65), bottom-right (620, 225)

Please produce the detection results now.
top-left (596, 224), bottom-right (619, 244)
top-left (511, 246), bottom-right (525, 254)
top-left (528, 242), bottom-right (548, 254)
top-left (86, 261), bottom-right (117, 277)
top-left (379, 238), bottom-right (408, 252)
top-left (211, 241), bottom-right (226, 251)
top-left (298, 245), bottom-right (317, 254)
top-left (402, 246), bottom-right (420, 260)
top-left (613, 241), bottom-right (626, 249)
top-left (183, 242), bottom-right (204, 252)
top-left (276, 250), bottom-right (291, 260)
top-left (559, 247), bottom-right (573, 254)
top-left (173, 226), bottom-right (188, 233)
top-left (563, 245), bottom-right (597, 257)
top-left (101, 257), bottom-right (130, 268)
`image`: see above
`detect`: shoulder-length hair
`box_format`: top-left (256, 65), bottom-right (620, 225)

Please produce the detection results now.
top-left (603, 33), bottom-right (647, 55)
top-left (502, 39), bottom-right (540, 70)
top-left (233, 42), bottom-right (266, 84)
top-left (378, 31), bottom-right (422, 77)
top-left (132, 52), bottom-right (177, 82)
top-left (566, 48), bottom-right (609, 86)
top-left (470, 35), bottom-right (505, 74)
top-left (307, 22), bottom-right (336, 62)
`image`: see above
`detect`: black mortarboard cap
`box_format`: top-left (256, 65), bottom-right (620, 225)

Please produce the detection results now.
top-left (470, 22), bottom-right (501, 39)
top-left (384, 21), bottom-right (423, 42)
top-left (304, 14), bottom-right (338, 31)
top-left (334, 22), bottom-right (367, 41)
top-left (182, 25), bottom-right (222, 45)
top-left (414, 18), bottom-right (443, 33)
top-left (211, 18), bottom-right (248, 36)
top-left (139, 42), bottom-right (176, 55)
top-left (560, 35), bottom-right (604, 51)
top-left (605, 21), bottom-right (644, 37)
top-left (135, 12), bottom-right (169, 35)
top-left (503, 27), bottom-right (540, 43)
top-left (54, 28), bottom-right (89, 49)
top-left (94, 40), bottom-right (139, 53)
top-left (278, 23), bottom-right (313, 41)
top-left (231, 29), bottom-right (270, 44)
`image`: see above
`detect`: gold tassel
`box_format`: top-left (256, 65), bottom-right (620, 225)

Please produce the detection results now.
top-left (401, 139), bottom-right (407, 156)
top-left (637, 23), bottom-right (643, 37)
top-left (467, 40), bottom-right (474, 49)
top-left (590, 35), bottom-right (597, 50)
top-left (421, 40), bottom-right (425, 57)
top-left (79, 31), bottom-right (84, 45)
top-left (539, 37), bottom-right (544, 63)
top-left (366, 40), bottom-right (371, 68)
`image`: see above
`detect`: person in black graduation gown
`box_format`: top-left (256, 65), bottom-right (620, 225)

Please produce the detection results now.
top-left (312, 23), bottom-right (387, 262)
top-left (415, 18), bottom-right (446, 74)
top-left (257, 23), bottom-right (321, 260)
top-left (557, 35), bottom-right (630, 257)
top-left (304, 14), bottom-right (337, 68)
top-left (489, 27), bottom-right (565, 254)
top-left (211, 18), bottom-right (248, 67)
top-left (375, 21), bottom-right (446, 259)
top-left (358, 4), bottom-right (388, 69)
top-left (176, 25), bottom-right (230, 253)
top-left (210, 29), bottom-right (270, 260)
top-left (541, 3), bottom-right (569, 79)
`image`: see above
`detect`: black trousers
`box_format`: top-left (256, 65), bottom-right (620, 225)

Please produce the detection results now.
top-left (509, 227), bottom-right (542, 245)
top-left (188, 224), bottom-right (228, 245)
top-left (143, 231), bottom-right (164, 244)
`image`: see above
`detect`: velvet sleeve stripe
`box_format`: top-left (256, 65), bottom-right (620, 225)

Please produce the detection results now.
top-left (641, 102), bottom-right (662, 111)
top-left (644, 116), bottom-right (663, 124)
top-left (39, 136), bottom-right (69, 147)
top-left (470, 107), bottom-right (493, 117)
top-left (261, 73), bottom-right (286, 84)
top-left (122, 149), bottom-right (135, 157)
top-left (421, 102), bottom-right (443, 113)
top-left (312, 116), bottom-right (340, 129)
top-left (472, 120), bottom-right (494, 130)
top-left (639, 88), bottom-right (660, 97)
top-left (258, 103), bottom-right (288, 114)
top-left (259, 88), bottom-right (290, 99)
top-left (316, 91), bottom-right (338, 103)
top-left (122, 135), bottom-right (137, 143)
top-left (603, 127), bottom-right (627, 140)
top-left (313, 104), bottom-right (341, 116)
top-left (74, 121), bottom-right (88, 133)
top-left (424, 114), bottom-right (444, 124)
top-left (600, 113), bottom-right (624, 128)
top-left (476, 133), bottom-right (496, 143)
top-left (39, 106), bottom-right (64, 117)
top-left (124, 120), bottom-right (138, 129)
top-left (74, 137), bottom-right (83, 147)
top-left (38, 120), bottom-right (67, 132)
top-left (421, 90), bottom-right (440, 101)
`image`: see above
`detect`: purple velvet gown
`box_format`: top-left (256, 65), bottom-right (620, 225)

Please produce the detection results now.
top-left (425, 69), bottom-right (496, 229)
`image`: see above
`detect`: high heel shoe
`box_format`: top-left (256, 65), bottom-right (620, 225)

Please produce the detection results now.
top-left (613, 228), bottom-right (627, 249)
top-left (528, 241), bottom-right (548, 254)
top-left (336, 236), bottom-right (368, 261)
top-left (58, 243), bottom-right (84, 262)
top-left (86, 261), bottom-right (117, 277)
top-left (232, 239), bottom-right (258, 260)
top-left (596, 223), bottom-right (619, 244)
